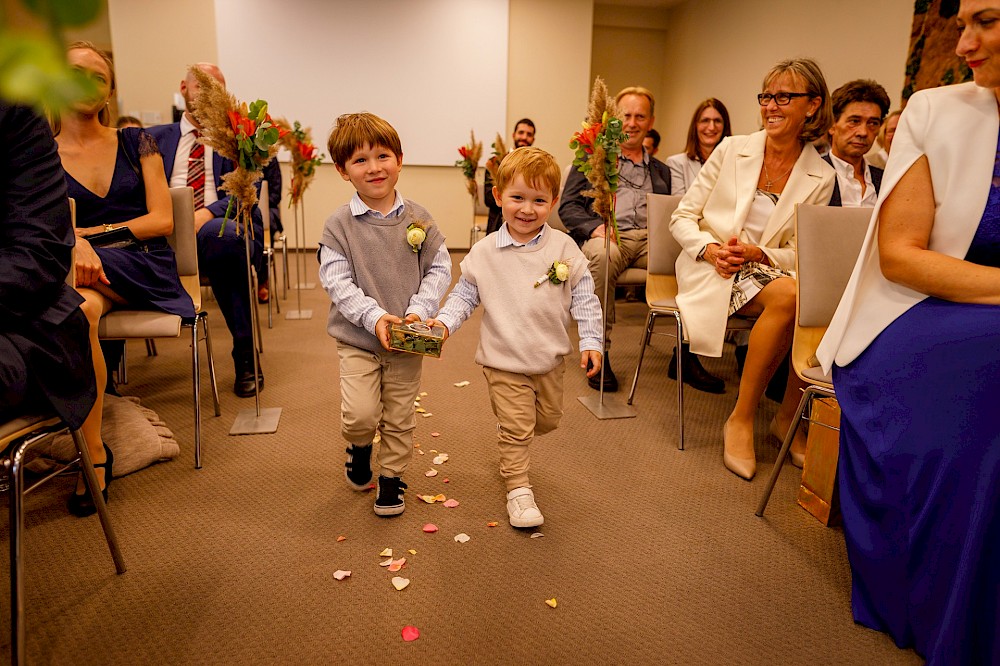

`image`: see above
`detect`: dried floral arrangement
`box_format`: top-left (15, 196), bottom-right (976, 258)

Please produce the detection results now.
top-left (454, 130), bottom-right (482, 198)
top-left (277, 120), bottom-right (324, 206)
top-left (187, 66), bottom-right (288, 235)
top-left (569, 77), bottom-right (627, 245)
top-left (485, 132), bottom-right (508, 182)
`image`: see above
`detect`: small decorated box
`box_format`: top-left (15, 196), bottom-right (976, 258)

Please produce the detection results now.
top-left (389, 322), bottom-right (446, 358)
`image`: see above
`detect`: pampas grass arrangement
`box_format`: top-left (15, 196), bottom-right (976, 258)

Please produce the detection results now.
top-left (455, 130), bottom-right (483, 198)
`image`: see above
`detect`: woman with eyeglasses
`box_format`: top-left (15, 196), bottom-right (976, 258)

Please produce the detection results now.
top-left (817, 0), bottom-right (1000, 660)
top-left (665, 98), bottom-right (732, 196)
top-left (669, 58), bottom-right (836, 480)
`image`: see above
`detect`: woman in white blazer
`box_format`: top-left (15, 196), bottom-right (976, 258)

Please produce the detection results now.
top-left (670, 59), bottom-right (836, 480)
top-left (665, 98), bottom-right (732, 196)
top-left (815, 2), bottom-right (1000, 661)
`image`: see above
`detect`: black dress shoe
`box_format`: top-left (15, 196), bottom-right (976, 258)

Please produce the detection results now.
top-left (68, 443), bottom-right (114, 518)
top-left (587, 353), bottom-right (619, 392)
top-left (668, 346), bottom-right (725, 394)
top-left (234, 358), bottom-right (264, 397)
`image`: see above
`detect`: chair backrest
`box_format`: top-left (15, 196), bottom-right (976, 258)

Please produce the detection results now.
top-left (646, 193), bottom-right (684, 275)
top-left (794, 204), bottom-right (872, 328)
top-left (260, 180), bottom-right (270, 234)
top-left (166, 187), bottom-right (201, 304)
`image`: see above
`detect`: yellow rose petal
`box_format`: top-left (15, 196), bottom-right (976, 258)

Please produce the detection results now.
top-left (545, 598), bottom-right (558, 608)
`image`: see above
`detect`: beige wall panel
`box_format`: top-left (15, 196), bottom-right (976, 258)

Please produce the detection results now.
top-left (657, 0), bottom-right (914, 155)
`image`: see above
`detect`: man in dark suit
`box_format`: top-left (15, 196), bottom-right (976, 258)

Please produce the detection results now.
top-left (0, 102), bottom-right (96, 427)
top-left (561, 86), bottom-right (721, 393)
top-left (148, 63), bottom-right (264, 397)
top-left (823, 79), bottom-right (889, 207)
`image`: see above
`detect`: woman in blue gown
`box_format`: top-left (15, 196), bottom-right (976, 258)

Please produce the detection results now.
top-left (54, 42), bottom-right (194, 517)
top-left (816, 2), bottom-right (1000, 662)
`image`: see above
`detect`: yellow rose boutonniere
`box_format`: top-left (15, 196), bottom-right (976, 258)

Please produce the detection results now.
top-left (533, 260), bottom-right (571, 288)
top-left (407, 222), bottom-right (427, 253)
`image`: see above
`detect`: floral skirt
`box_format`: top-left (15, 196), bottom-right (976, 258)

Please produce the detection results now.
top-left (728, 262), bottom-right (790, 315)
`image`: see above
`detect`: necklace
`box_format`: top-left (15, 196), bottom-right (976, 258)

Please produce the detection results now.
top-left (618, 159), bottom-right (650, 190)
top-left (762, 157), bottom-right (795, 191)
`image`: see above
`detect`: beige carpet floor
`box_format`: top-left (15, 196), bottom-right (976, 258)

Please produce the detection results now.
top-left (1, 251), bottom-right (923, 665)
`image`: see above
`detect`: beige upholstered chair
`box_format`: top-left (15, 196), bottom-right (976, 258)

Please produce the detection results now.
top-left (755, 203), bottom-right (873, 516)
top-left (97, 186), bottom-right (220, 469)
top-left (627, 193), bottom-right (755, 451)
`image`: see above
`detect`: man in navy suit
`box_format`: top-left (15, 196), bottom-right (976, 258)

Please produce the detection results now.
top-left (823, 79), bottom-right (889, 207)
top-left (148, 63), bottom-right (264, 397)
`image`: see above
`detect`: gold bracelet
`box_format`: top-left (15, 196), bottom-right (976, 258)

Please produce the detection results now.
top-left (104, 224), bottom-right (115, 232)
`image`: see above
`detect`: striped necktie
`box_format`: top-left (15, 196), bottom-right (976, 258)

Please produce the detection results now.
top-left (187, 129), bottom-right (206, 208)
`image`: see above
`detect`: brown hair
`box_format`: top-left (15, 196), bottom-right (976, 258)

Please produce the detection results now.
top-left (494, 146), bottom-right (561, 199)
top-left (615, 86), bottom-right (655, 117)
top-left (683, 98), bottom-right (732, 162)
top-left (327, 112), bottom-right (403, 169)
top-left (762, 58), bottom-right (832, 143)
top-left (831, 79), bottom-right (891, 120)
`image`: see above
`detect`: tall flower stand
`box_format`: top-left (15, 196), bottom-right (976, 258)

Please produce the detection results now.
top-left (468, 195), bottom-right (483, 247)
top-left (284, 196), bottom-right (313, 320)
top-left (577, 227), bottom-right (637, 420)
top-left (231, 216), bottom-right (282, 435)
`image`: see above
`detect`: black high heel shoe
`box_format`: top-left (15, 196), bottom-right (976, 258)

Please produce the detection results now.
top-left (68, 443), bottom-right (114, 518)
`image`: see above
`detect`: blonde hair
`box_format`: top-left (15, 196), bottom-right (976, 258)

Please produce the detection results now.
top-left (51, 41), bottom-right (116, 134)
top-left (615, 86), bottom-right (655, 117)
top-left (494, 147), bottom-right (561, 199)
top-left (327, 112), bottom-right (402, 169)
top-left (762, 58), bottom-right (832, 143)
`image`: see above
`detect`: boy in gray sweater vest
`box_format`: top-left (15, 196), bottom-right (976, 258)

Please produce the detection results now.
top-left (318, 113), bottom-right (451, 517)
top-left (430, 147), bottom-right (603, 528)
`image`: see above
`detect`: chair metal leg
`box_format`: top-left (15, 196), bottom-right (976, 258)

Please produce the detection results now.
top-left (117, 343), bottom-right (128, 385)
top-left (627, 310), bottom-right (658, 405)
top-left (145, 339), bottom-right (157, 356)
top-left (69, 429), bottom-right (126, 572)
top-left (755, 385), bottom-right (835, 516)
top-left (269, 251), bottom-right (280, 316)
top-left (190, 321), bottom-right (203, 469)
top-left (8, 427), bottom-right (126, 664)
top-left (201, 313), bottom-right (221, 417)
top-left (251, 268), bottom-right (263, 354)
top-left (674, 314), bottom-right (685, 451)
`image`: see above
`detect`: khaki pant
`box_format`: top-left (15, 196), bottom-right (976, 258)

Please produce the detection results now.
top-left (483, 361), bottom-right (565, 491)
top-left (337, 343), bottom-right (423, 477)
top-left (581, 227), bottom-right (648, 347)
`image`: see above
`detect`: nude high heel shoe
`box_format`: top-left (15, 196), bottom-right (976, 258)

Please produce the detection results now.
top-left (723, 422), bottom-right (756, 481)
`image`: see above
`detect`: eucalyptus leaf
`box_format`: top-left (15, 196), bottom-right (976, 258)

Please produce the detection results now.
top-left (23, 0), bottom-right (102, 26)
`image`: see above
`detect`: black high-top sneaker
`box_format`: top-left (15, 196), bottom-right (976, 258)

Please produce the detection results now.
top-left (374, 475), bottom-right (407, 516)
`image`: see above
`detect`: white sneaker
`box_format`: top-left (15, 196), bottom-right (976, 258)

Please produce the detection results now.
top-left (506, 487), bottom-right (544, 528)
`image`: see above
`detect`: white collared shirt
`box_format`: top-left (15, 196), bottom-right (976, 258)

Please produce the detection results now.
top-left (169, 114), bottom-right (219, 206)
top-left (829, 153), bottom-right (877, 208)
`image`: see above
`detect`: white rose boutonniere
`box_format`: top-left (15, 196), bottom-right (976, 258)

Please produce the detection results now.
top-left (406, 222), bottom-right (427, 253)
top-left (533, 259), bottom-right (571, 288)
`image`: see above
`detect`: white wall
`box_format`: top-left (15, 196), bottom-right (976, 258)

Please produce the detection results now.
top-left (106, 0), bottom-right (594, 249)
top-left (655, 0), bottom-right (914, 156)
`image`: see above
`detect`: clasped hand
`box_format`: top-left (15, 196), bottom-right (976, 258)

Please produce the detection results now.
top-left (74, 237), bottom-right (111, 288)
top-left (375, 312), bottom-right (422, 351)
top-left (704, 237), bottom-right (763, 278)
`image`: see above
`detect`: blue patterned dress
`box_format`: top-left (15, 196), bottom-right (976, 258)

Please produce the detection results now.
top-left (832, 134), bottom-right (1000, 664)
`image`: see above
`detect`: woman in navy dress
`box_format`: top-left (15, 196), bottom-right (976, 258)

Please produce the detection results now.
top-left (54, 42), bottom-right (194, 517)
top-left (817, 1), bottom-right (1000, 662)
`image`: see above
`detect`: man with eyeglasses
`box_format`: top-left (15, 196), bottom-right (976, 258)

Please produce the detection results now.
top-left (822, 80), bottom-right (890, 207)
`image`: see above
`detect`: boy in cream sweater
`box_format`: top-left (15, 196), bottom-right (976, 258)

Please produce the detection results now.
top-left (430, 147), bottom-right (603, 527)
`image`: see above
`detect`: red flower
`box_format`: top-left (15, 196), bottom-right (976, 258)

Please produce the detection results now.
top-left (228, 110), bottom-right (257, 138)
top-left (572, 121), bottom-right (602, 154)
top-left (458, 146), bottom-right (468, 159)
top-left (297, 141), bottom-right (316, 161)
